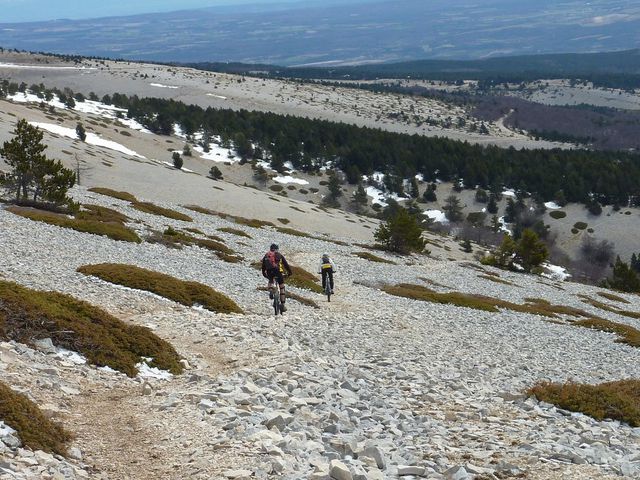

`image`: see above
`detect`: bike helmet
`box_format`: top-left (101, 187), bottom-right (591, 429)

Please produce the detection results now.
top-left (270, 243), bottom-right (279, 251)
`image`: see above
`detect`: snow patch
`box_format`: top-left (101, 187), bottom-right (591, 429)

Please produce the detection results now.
top-left (194, 144), bottom-right (236, 163)
top-left (502, 189), bottom-right (516, 197)
top-left (273, 176), bottom-right (309, 185)
top-left (424, 209), bottom-right (448, 223)
top-left (30, 122), bottom-right (144, 158)
top-left (56, 347), bottom-right (87, 365)
top-left (542, 263), bottom-right (571, 281)
top-left (137, 359), bottom-right (173, 380)
top-left (544, 202), bottom-right (561, 210)
top-left (150, 83), bottom-right (179, 89)
top-left (206, 93), bottom-right (227, 99)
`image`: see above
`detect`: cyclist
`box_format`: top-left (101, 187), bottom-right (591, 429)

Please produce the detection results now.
top-left (262, 243), bottom-right (293, 312)
top-left (318, 253), bottom-right (336, 294)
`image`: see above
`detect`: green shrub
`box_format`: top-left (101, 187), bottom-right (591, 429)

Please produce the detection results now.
top-left (374, 209), bottom-right (425, 254)
top-left (88, 187), bottom-right (138, 202)
top-left (7, 206), bottom-right (141, 243)
top-left (0, 280), bottom-right (183, 377)
top-left (574, 222), bottom-right (588, 230)
top-left (269, 184), bottom-right (284, 192)
top-left (277, 218), bottom-right (291, 225)
top-left (549, 211), bottom-right (567, 219)
top-left (132, 202), bottom-right (193, 222)
top-left (528, 380), bottom-right (640, 427)
top-left (77, 264), bottom-right (243, 314)
top-left (0, 382), bottom-right (71, 455)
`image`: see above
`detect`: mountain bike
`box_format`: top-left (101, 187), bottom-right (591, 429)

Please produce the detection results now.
top-left (270, 283), bottom-right (283, 315)
top-left (324, 275), bottom-right (332, 302)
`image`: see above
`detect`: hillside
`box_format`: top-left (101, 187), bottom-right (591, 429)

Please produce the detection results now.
top-left (2, 171), bottom-right (640, 478)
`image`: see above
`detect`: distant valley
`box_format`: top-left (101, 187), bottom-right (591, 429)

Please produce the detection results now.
top-left (0, 0), bottom-right (639, 65)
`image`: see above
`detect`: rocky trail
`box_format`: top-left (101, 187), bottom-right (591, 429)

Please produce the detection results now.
top-left (1, 187), bottom-right (640, 479)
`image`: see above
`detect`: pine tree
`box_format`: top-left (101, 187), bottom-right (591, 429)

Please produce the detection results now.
top-left (374, 208), bottom-right (425, 254)
top-left (352, 181), bottom-right (368, 212)
top-left (409, 177), bottom-right (420, 198)
top-left (604, 257), bottom-right (640, 293)
top-left (422, 183), bottom-right (437, 202)
top-left (75, 123), bottom-right (86, 142)
top-left (515, 229), bottom-right (548, 272)
top-left (487, 194), bottom-right (498, 214)
top-left (0, 119), bottom-right (75, 204)
top-left (209, 165), bottom-right (223, 180)
top-left (443, 195), bottom-right (463, 222)
top-left (172, 151), bottom-right (183, 169)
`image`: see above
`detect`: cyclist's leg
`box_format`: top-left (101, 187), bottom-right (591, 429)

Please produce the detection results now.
top-left (321, 270), bottom-right (327, 289)
top-left (276, 272), bottom-right (286, 303)
top-left (329, 271), bottom-right (334, 291)
top-left (267, 271), bottom-right (276, 298)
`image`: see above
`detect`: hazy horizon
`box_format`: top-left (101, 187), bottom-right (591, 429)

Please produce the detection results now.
top-left (0, 0), bottom-right (370, 22)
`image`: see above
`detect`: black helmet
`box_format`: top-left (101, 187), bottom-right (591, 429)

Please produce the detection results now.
top-left (270, 243), bottom-right (279, 251)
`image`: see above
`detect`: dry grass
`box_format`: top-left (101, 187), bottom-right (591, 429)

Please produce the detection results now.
top-left (353, 251), bottom-right (396, 264)
top-left (597, 292), bottom-right (631, 304)
top-left (183, 205), bottom-right (274, 228)
top-left (76, 204), bottom-right (130, 224)
top-left (0, 280), bottom-right (183, 377)
top-left (132, 202), bottom-right (193, 222)
top-left (528, 380), bottom-right (640, 427)
top-left (88, 187), bottom-right (138, 202)
top-left (579, 296), bottom-right (640, 320)
top-left (217, 227), bottom-right (252, 238)
top-left (574, 318), bottom-right (640, 348)
top-left (7, 206), bottom-right (141, 243)
top-left (0, 382), bottom-right (72, 455)
top-left (275, 226), bottom-right (312, 238)
top-left (145, 228), bottom-right (242, 263)
top-left (77, 263), bottom-right (243, 314)
top-left (478, 274), bottom-right (516, 286)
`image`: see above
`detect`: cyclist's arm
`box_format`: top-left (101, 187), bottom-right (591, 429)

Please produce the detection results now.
top-left (281, 256), bottom-right (293, 276)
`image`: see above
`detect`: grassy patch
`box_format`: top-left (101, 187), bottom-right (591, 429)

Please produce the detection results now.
top-left (575, 316), bottom-right (640, 348)
top-left (579, 296), bottom-right (640, 320)
top-left (478, 274), bottom-right (516, 286)
top-left (183, 205), bottom-right (274, 228)
top-left (76, 204), bottom-right (130, 224)
top-left (353, 251), bottom-right (396, 264)
top-left (275, 226), bottom-right (312, 238)
top-left (77, 263), bottom-right (243, 314)
top-left (598, 292), bottom-right (630, 304)
top-left (0, 280), bottom-right (183, 377)
top-left (549, 211), bottom-right (567, 220)
top-left (528, 380), bottom-right (640, 427)
top-left (289, 266), bottom-right (324, 293)
top-left (131, 202), bottom-right (193, 222)
top-left (88, 187), bottom-right (138, 202)
top-left (0, 382), bottom-right (71, 455)
top-left (7, 206), bottom-right (141, 243)
top-left (146, 229), bottom-right (241, 261)
top-left (217, 227), bottom-right (252, 238)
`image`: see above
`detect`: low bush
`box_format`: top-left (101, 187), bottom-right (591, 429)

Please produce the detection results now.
top-left (580, 296), bottom-right (640, 320)
top-left (7, 206), bottom-right (141, 243)
top-left (0, 382), bottom-right (71, 455)
top-left (598, 292), bottom-right (630, 304)
top-left (278, 218), bottom-right (291, 225)
top-left (269, 184), bottom-right (284, 192)
top-left (131, 202), bottom-right (193, 222)
top-left (574, 222), bottom-right (588, 230)
top-left (353, 252), bottom-right (396, 264)
top-left (575, 318), bottom-right (640, 348)
top-left (275, 226), bottom-right (312, 238)
top-left (77, 264), bottom-right (243, 314)
top-left (88, 187), bottom-right (138, 202)
top-left (549, 211), bottom-right (567, 219)
top-left (528, 380), bottom-right (640, 427)
top-left (289, 266), bottom-right (324, 293)
top-left (478, 274), bottom-right (515, 286)
top-left (0, 280), bottom-right (183, 377)
top-left (76, 204), bottom-right (130, 224)
top-left (218, 227), bottom-right (252, 238)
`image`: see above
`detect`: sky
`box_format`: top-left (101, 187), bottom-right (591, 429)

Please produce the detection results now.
top-left (0, 0), bottom-right (323, 23)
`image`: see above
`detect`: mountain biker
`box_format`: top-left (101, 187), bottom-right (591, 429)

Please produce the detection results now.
top-left (262, 243), bottom-right (293, 312)
top-left (318, 253), bottom-right (336, 294)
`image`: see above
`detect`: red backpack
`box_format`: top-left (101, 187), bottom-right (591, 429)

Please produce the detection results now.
top-left (264, 251), bottom-right (279, 270)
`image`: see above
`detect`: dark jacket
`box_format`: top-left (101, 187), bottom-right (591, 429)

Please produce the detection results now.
top-left (261, 251), bottom-right (292, 277)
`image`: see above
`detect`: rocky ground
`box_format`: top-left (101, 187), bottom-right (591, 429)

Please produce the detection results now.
top-left (1, 186), bottom-right (640, 479)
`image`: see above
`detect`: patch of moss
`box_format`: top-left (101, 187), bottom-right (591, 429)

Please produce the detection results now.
top-left (88, 187), bottom-right (138, 202)
top-left (218, 227), bottom-right (252, 238)
top-left (7, 206), bottom-right (141, 243)
top-left (353, 252), bottom-right (396, 264)
top-left (549, 210), bottom-right (567, 220)
top-left (0, 382), bottom-right (71, 455)
top-left (528, 380), bottom-right (640, 427)
top-left (77, 263), bottom-right (243, 314)
top-left (0, 280), bottom-right (183, 377)
top-left (131, 202), bottom-right (193, 222)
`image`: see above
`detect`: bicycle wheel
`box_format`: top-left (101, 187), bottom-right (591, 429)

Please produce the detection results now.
top-left (273, 294), bottom-right (280, 316)
top-left (325, 284), bottom-right (331, 302)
